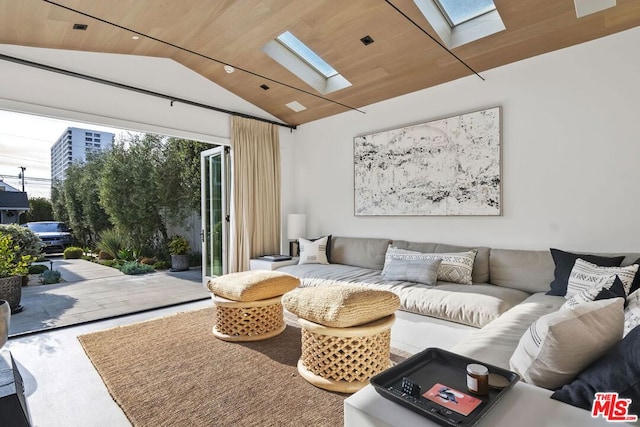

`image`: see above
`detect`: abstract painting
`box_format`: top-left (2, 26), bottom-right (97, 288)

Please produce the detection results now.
top-left (354, 107), bottom-right (501, 216)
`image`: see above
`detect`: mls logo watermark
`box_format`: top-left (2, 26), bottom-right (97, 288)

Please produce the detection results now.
top-left (591, 392), bottom-right (638, 422)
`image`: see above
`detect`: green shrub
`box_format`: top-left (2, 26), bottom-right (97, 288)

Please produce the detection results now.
top-left (0, 223), bottom-right (43, 259)
top-left (0, 234), bottom-right (35, 277)
top-left (28, 264), bottom-right (49, 275)
top-left (117, 248), bottom-right (136, 261)
top-left (152, 260), bottom-right (171, 270)
top-left (99, 259), bottom-right (123, 268)
top-left (97, 228), bottom-right (130, 260)
top-left (40, 269), bottom-right (62, 284)
top-left (167, 235), bottom-right (190, 255)
top-left (119, 261), bottom-right (154, 275)
top-left (63, 246), bottom-right (84, 259)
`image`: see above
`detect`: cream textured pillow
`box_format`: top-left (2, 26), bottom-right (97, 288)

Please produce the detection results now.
top-left (566, 258), bottom-right (638, 299)
top-left (298, 236), bottom-right (329, 265)
top-left (282, 285), bottom-right (400, 328)
top-left (509, 298), bottom-right (624, 390)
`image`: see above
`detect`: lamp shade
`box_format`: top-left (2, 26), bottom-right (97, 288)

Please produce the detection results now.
top-left (287, 214), bottom-right (306, 240)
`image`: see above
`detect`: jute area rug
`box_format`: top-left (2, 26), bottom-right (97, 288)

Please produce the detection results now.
top-left (79, 307), bottom-right (408, 427)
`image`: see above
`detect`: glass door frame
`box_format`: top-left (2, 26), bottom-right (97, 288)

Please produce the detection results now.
top-left (200, 145), bottom-right (230, 282)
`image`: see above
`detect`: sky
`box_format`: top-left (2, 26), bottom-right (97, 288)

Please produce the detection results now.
top-left (0, 110), bottom-right (128, 199)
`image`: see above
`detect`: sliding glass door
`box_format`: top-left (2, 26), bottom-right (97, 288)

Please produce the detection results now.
top-left (201, 146), bottom-right (230, 280)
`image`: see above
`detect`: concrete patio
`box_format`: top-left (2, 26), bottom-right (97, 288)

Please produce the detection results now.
top-left (10, 259), bottom-right (210, 336)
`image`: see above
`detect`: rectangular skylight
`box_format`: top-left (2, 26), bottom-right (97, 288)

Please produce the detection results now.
top-left (276, 31), bottom-right (338, 78)
top-left (434, 0), bottom-right (496, 27)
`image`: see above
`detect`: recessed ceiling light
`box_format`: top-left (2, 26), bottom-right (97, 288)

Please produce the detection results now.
top-left (223, 65), bottom-right (235, 74)
top-left (285, 101), bottom-right (306, 112)
top-left (132, 36), bottom-right (140, 40)
top-left (360, 35), bottom-right (375, 46)
top-left (73, 24), bottom-right (88, 31)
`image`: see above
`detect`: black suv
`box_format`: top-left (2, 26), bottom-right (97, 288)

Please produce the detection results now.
top-left (25, 221), bottom-right (73, 253)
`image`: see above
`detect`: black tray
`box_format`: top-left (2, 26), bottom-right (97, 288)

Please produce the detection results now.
top-left (370, 348), bottom-right (519, 427)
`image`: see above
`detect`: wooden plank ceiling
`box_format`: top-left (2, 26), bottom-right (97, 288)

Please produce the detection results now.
top-left (1, 0), bottom-right (639, 126)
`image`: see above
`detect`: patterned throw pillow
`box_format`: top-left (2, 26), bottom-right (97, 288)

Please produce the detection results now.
top-left (380, 246), bottom-right (476, 285)
top-left (561, 274), bottom-right (625, 310)
top-left (624, 289), bottom-right (640, 337)
top-left (381, 246), bottom-right (442, 285)
top-left (298, 236), bottom-right (329, 265)
top-left (565, 258), bottom-right (638, 299)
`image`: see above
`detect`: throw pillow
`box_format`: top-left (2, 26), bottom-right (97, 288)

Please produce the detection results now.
top-left (547, 248), bottom-right (625, 296)
top-left (565, 259), bottom-right (638, 299)
top-left (624, 289), bottom-right (640, 337)
top-left (509, 298), bottom-right (624, 390)
top-left (306, 235), bottom-right (332, 262)
top-left (298, 236), bottom-right (329, 265)
top-left (630, 257), bottom-right (640, 294)
top-left (381, 246), bottom-right (442, 285)
top-left (551, 325), bottom-right (640, 417)
top-left (561, 274), bottom-right (625, 310)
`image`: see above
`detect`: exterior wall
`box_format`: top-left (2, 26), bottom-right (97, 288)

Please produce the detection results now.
top-left (289, 26), bottom-right (640, 252)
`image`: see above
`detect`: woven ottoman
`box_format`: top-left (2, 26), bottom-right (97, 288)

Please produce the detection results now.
top-left (283, 284), bottom-right (400, 393)
top-left (207, 270), bottom-right (300, 342)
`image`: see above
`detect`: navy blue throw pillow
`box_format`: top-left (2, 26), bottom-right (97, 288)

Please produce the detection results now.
top-left (547, 249), bottom-right (625, 296)
top-left (551, 325), bottom-right (640, 416)
top-left (594, 276), bottom-right (627, 303)
top-left (629, 257), bottom-right (640, 294)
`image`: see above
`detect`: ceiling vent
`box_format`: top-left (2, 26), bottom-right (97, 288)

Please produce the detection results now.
top-left (72, 24), bottom-right (88, 30)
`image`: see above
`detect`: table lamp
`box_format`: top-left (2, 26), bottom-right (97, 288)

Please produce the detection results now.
top-left (287, 213), bottom-right (306, 256)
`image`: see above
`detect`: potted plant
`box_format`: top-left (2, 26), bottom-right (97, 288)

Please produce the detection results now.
top-left (168, 235), bottom-right (191, 272)
top-left (0, 234), bottom-right (35, 313)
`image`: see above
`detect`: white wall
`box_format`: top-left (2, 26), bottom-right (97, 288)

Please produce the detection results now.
top-left (291, 26), bottom-right (640, 252)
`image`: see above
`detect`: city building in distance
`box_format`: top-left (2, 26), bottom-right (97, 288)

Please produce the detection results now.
top-left (50, 127), bottom-right (114, 183)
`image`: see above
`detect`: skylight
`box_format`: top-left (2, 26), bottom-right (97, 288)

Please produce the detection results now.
top-left (276, 31), bottom-right (338, 78)
top-left (434, 0), bottom-right (497, 27)
top-left (413, 0), bottom-right (505, 49)
top-left (263, 31), bottom-right (351, 95)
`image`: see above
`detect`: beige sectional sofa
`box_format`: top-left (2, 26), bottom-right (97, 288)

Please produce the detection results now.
top-left (276, 236), bottom-right (639, 390)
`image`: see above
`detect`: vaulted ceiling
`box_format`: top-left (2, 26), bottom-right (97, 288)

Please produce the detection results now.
top-left (1, 0), bottom-right (639, 126)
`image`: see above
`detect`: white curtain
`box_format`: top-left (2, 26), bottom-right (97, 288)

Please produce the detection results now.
top-left (229, 117), bottom-right (281, 272)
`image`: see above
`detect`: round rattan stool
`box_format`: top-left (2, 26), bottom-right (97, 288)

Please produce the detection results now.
top-left (211, 294), bottom-right (286, 342)
top-left (297, 314), bottom-right (395, 393)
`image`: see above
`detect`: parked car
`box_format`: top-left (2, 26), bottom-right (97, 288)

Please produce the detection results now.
top-left (24, 221), bottom-right (73, 253)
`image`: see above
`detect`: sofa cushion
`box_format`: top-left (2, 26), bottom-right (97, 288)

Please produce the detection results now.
top-left (451, 293), bottom-right (566, 370)
top-left (547, 249), bottom-right (625, 296)
top-left (509, 298), bottom-right (624, 390)
top-left (381, 246), bottom-right (442, 285)
top-left (329, 236), bottom-right (391, 270)
top-left (298, 236), bottom-right (329, 265)
top-left (278, 263), bottom-right (529, 328)
top-left (282, 285), bottom-right (400, 328)
top-left (392, 240), bottom-right (490, 283)
top-left (383, 245), bottom-right (476, 285)
top-left (489, 249), bottom-right (555, 294)
top-left (551, 324), bottom-right (640, 415)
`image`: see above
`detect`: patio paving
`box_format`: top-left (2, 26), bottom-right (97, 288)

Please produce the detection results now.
top-left (9, 259), bottom-right (210, 336)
